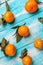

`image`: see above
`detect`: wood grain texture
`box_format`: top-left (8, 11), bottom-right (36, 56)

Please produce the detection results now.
top-left (0, 0), bottom-right (43, 65)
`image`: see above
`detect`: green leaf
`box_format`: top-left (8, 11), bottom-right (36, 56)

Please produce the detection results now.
top-left (1, 49), bottom-right (8, 57)
top-left (20, 48), bottom-right (27, 58)
top-left (11, 26), bottom-right (20, 29)
top-left (0, 18), bottom-right (3, 25)
top-left (0, 43), bottom-right (1, 47)
top-left (11, 23), bottom-right (26, 29)
top-left (5, 1), bottom-right (10, 11)
top-left (0, 38), bottom-right (9, 57)
top-left (16, 33), bottom-right (23, 43)
top-left (37, 2), bottom-right (43, 4)
top-left (1, 38), bottom-right (9, 49)
top-left (1, 15), bottom-right (7, 24)
top-left (36, 0), bottom-right (43, 4)
top-left (22, 48), bottom-right (27, 54)
top-left (38, 17), bottom-right (43, 23)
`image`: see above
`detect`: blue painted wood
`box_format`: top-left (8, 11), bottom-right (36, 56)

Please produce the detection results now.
top-left (0, 0), bottom-right (43, 65)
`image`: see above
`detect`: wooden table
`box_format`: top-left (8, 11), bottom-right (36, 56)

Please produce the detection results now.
top-left (0, 0), bottom-right (43, 65)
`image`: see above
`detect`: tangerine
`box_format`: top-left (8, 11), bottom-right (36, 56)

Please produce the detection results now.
top-left (5, 44), bottom-right (16, 56)
top-left (34, 39), bottom-right (43, 49)
top-left (22, 55), bottom-right (32, 65)
top-left (4, 11), bottom-right (14, 23)
top-left (25, 1), bottom-right (38, 13)
top-left (18, 25), bottom-right (30, 37)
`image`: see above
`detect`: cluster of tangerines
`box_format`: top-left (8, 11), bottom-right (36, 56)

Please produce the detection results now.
top-left (3, 0), bottom-right (38, 23)
top-left (0, 25), bottom-right (43, 65)
top-left (0, 0), bottom-right (42, 65)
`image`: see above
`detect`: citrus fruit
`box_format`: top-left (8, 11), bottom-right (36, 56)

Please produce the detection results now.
top-left (22, 55), bottom-right (32, 65)
top-left (34, 39), bottom-right (43, 49)
top-left (3, 11), bottom-right (14, 23)
top-left (18, 25), bottom-right (30, 37)
top-left (5, 44), bottom-right (16, 56)
top-left (25, 1), bottom-right (38, 13)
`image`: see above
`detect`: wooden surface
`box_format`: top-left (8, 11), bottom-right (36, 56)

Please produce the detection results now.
top-left (0, 0), bottom-right (43, 65)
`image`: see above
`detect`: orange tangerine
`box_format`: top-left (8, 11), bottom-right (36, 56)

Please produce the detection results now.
top-left (4, 11), bottom-right (14, 23)
top-left (18, 25), bottom-right (30, 37)
top-left (5, 44), bottom-right (16, 56)
top-left (22, 55), bottom-right (32, 65)
top-left (34, 39), bottom-right (43, 49)
top-left (25, 1), bottom-right (38, 13)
